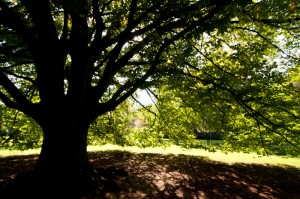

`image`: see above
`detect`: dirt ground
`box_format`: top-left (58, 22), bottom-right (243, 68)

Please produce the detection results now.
top-left (0, 150), bottom-right (299, 199)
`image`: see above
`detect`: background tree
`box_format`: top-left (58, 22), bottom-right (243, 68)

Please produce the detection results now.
top-left (0, 105), bottom-right (42, 149)
top-left (0, 0), bottom-right (300, 198)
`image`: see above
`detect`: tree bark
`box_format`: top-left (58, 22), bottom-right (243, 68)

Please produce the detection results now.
top-left (2, 106), bottom-right (102, 199)
top-left (32, 108), bottom-right (95, 197)
top-left (36, 122), bottom-right (89, 175)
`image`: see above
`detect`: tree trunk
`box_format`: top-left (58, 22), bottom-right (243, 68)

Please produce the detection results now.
top-left (36, 122), bottom-right (89, 175)
top-left (2, 109), bottom-right (102, 199)
top-left (33, 112), bottom-right (96, 198)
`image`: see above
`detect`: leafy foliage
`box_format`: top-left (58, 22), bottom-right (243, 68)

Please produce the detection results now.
top-left (144, 16), bottom-right (300, 155)
top-left (0, 105), bottom-right (42, 150)
top-left (0, 0), bottom-right (300, 156)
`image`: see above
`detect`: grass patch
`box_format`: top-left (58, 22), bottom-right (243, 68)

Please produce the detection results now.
top-left (1, 144), bottom-right (299, 168)
top-left (0, 148), bottom-right (40, 157)
top-left (87, 144), bottom-right (300, 168)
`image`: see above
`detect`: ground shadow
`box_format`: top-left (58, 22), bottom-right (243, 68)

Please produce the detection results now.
top-left (0, 154), bottom-right (38, 188)
top-left (0, 151), bottom-right (299, 198)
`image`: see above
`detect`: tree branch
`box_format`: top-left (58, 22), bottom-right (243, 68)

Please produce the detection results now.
top-left (233, 26), bottom-right (299, 60)
top-left (0, 90), bottom-right (19, 109)
top-left (0, 61), bottom-right (34, 70)
top-left (1, 68), bottom-right (37, 86)
top-left (180, 68), bottom-right (300, 150)
top-left (192, 45), bottom-right (236, 77)
top-left (86, 0), bottom-right (235, 118)
top-left (20, 0), bottom-right (58, 44)
top-left (131, 95), bottom-right (157, 116)
top-left (127, 0), bottom-right (138, 29)
top-left (0, 72), bottom-right (32, 109)
top-left (0, 1), bottom-right (36, 47)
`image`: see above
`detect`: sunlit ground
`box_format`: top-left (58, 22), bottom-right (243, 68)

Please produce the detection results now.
top-left (87, 144), bottom-right (300, 168)
top-left (0, 148), bottom-right (41, 157)
top-left (1, 144), bottom-right (299, 168)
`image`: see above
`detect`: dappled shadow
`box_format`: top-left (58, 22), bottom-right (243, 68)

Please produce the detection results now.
top-left (0, 155), bottom-right (38, 188)
top-left (0, 151), bottom-right (299, 198)
top-left (89, 151), bottom-right (300, 199)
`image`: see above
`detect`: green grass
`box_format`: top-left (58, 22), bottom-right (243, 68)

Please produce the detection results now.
top-left (1, 144), bottom-right (300, 168)
top-left (0, 148), bottom-right (41, 157)
top-left (88, 144), bottom-right (300, 168)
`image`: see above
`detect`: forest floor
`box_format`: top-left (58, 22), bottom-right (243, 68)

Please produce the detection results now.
top-left (0, 150), bottom-right (300, 198)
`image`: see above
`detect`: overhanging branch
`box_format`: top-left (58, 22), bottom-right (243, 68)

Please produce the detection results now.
top-left (180, 67), bottom-right (300, 150)
top-left (131, 95), bottom-right (157, 116)
top-left (0, 90), bottom-right (19, 109)
top-left (93, 0), bottom-right (233, 103)
top-left (0, 72), bottom-right (33, 109)
top-left (1, 68), bottom-right (37, 86)
top-left (233, 26), bottom-right (300, 60)
top-left (0, 0), bottom-right (36, 49)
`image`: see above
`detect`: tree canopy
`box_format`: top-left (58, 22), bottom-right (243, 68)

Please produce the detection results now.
top-left (0, 0), bottom-right (300, 151)
top-left (0, 0), bottom-right (300, 197)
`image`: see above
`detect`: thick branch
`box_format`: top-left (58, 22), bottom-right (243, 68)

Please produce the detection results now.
top-left (2, 68), bottom-right (36, 85)
top-left (20, 0), bottom-right (58, 44)
top-left (0, 90), bottom-right (19, 109)
top-left (0, 72), bottom-right (32, 109)
top-left (0, 61), bottom-right (34, 70)
top-left (94, 0), bottom-right (232, 104)
top-left (93, 33), bottom-right (148, 99)
top-left (0, 1), bottom-right (36, 47)
top-left (127, 0), bottom-right (138, 29)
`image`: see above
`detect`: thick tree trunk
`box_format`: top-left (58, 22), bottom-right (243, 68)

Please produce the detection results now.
top-left (2, 110), bottom-right (103, 199)
top-left (32, 113), bottom-right (95, 199)
top-left (36, 122), bottom-right (89, 175)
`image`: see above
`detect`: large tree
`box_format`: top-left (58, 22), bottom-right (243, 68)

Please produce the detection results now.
top-left (0, 0), bottom-right (299, 198)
